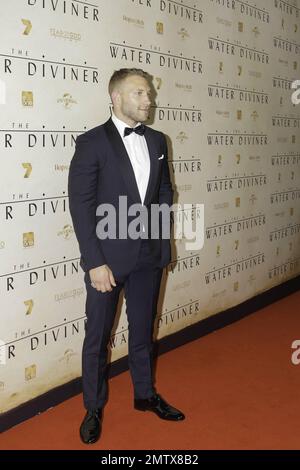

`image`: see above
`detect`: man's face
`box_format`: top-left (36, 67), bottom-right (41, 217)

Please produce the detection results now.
top-left (113, 75), bottom-right (152, 126)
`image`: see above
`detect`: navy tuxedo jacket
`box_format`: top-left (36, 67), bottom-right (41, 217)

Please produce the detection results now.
top-left (68, 118), bottom-right (173, 278)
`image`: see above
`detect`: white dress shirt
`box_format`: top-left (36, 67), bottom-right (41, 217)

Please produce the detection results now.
top-left (111, 112), bottom-right (150, 205)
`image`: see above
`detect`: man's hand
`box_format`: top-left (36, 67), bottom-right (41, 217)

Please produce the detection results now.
top-left (89, 265), bottom-right (117, 293)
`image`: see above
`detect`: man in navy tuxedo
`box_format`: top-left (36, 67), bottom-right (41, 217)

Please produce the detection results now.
top-left (68, 68), bottom-right (185, 444)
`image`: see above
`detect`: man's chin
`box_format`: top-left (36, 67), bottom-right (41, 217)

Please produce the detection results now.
top-left (139, 113), bottom-right (149, 122)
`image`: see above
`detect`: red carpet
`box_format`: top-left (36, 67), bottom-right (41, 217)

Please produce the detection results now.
top-left (1, 290), bottom-right (300, 450)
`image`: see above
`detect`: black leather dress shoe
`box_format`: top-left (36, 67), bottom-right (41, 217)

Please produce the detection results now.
top-left (134, 393), bottom-right (185, 421)
top-left (79, 409), bottom-right (102, 444)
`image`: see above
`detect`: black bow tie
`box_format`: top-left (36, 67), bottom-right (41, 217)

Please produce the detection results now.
top-left (124, 124), bottom-right (146, 137)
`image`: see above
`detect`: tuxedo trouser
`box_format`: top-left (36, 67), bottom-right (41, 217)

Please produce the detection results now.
top-left (82, 239), bottom-right (163, 411)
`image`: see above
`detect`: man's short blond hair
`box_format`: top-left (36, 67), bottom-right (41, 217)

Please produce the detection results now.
top-left (108, 68), bottom-right (151, 97)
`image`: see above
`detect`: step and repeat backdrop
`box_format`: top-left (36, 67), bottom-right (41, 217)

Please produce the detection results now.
top-left (0, 0), bottom-right (300, 414)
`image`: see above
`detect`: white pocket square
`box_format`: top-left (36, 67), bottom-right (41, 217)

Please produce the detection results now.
top-left (158, 154), bottom-right (164, 160)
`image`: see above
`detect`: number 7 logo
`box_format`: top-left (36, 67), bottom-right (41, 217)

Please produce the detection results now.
top-left (291, 80), bottom-right (300, 105)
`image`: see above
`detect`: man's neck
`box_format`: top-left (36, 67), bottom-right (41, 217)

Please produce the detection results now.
top-left (112, 111), bottom-right (137, 128)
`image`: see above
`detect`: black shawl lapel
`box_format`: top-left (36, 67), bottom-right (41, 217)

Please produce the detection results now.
top-left (143, 127), bottom-right (160, 207)
top-left (104, 118), bottom-right (141, 203)
top-left (103, 118), bottom-right (160, 206)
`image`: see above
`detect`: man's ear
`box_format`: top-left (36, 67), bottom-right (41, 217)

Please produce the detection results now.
top-left (111, 90), bottom-right (120, 106)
